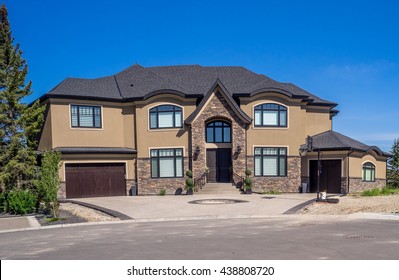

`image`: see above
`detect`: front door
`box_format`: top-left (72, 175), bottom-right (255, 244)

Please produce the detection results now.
top-left (206, 148), bottom-right (231, 182)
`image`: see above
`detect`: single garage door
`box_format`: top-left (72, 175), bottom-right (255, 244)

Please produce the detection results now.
top-left (65, 163), bottom-right (126, 198)
top-left (309, 160), bottom-right (342, 194)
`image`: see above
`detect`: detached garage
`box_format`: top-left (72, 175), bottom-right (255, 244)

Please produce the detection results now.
top-left (65, 163), bottom-right (126, 198)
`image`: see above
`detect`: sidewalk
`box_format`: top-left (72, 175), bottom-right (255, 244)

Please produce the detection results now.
top-left (0, 216), bottom-right (40, 232)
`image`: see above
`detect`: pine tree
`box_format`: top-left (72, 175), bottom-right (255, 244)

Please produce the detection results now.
top-left (388, 139), bottom-right (399, 188)
top-left (0, 4), bottom-right (44, 191)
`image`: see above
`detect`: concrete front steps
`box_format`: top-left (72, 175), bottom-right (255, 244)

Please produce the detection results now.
top-left (197, 183), bottom-right (241, 194)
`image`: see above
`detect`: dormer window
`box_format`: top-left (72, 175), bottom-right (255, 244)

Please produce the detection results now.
top-left (149, 105), bottom-right (182, 129)
top-left (254, 103), bottom-right (287, 127)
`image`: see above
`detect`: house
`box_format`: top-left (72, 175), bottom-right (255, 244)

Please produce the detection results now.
top-left (36, 64), bottom-right (390, 198)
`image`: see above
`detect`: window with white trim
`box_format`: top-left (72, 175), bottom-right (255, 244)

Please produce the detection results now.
top-left (254, 147), bottom-right (287, 176)
top-left (149, 105), bottom-right (182, 129)
top-left (150, 148), bottom-right (183, 178)
top-left (71, 105), bottom-right (102, 128)
top-left (362, 162), bottom-right (375, 182)
top-left (254, 103), bottom-right (287, 127)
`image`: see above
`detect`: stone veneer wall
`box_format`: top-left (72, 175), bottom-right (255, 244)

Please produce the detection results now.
top-left (248, 156), bottom-right (301, 193)
top-left (58, 181), bottom-right (66, 199)
top-left (349, 178), bottom-right (386, 193)
top-left (126, 179), bottom-right (136, 196)
top-left (137, 157), bottom-right (189, 195)
top-left (191, 90), bottom-right (247, 180)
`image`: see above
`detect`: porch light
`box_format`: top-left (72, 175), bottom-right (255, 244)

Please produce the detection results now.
top-left (236, 145), bottom-right (242, 154)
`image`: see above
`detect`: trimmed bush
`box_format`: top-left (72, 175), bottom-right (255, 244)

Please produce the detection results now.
top-left (185, 178), bottom-right (194, 188)
top-left (7, 189), bottom-right (37, 215)
top-left (185, 170), bottom-right (193, 178)
top-left (245, 169), bottom-right (252, 176)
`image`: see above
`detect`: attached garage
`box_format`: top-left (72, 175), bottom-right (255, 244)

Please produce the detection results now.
top-left (65, 163), bottom-right (126, 198)
top-left (309, 160), bottom-right (342, 193)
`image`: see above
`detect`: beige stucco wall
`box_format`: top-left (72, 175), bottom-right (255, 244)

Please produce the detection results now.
top-left (38, 103), bottom-right (53, 151)
top-left (349, 152), bottom-right (387, 179)
top-left (240, 93), bottom-right (332, 157)
top-left (134, 94), bottom-right (196, 158)
top-left (41, 99), bottom-right (135, 149)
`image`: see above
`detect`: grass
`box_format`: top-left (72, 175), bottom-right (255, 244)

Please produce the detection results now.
top-left (44, 217), bottom-right (66, 223)
top-left (361, 187), bottom-right (399, 197)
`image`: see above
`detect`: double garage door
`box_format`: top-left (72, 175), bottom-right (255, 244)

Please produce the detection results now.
top-left (65, 163), bottom-right (126, 198)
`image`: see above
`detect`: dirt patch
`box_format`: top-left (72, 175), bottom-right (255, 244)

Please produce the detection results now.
top-left (298, 194), bottom-right (399, 215)
top-left (37, 202), bottom-right (119, 226)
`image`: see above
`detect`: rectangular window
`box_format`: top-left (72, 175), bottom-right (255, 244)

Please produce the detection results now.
top-left (150, 148), bottom-right (184, 178)
top-left (254, 147), bottom-right (287, 177)
top-left (71, 105), bottom-right (102, 128)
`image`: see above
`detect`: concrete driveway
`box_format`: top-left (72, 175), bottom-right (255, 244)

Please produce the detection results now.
top-left (71, 193), bottom-right (317, 221)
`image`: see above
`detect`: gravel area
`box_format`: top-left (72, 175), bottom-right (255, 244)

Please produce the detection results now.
top-left (298, 194), bottom-right (399, 215)
top-left (60, 202), bottom-right (119, 222)
top-left (37, 202), bottom-right (119, 226)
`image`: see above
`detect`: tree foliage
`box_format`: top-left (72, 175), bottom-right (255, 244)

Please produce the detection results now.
top-left (388, 138), bottom-right (399, 188)
top-left (0, 4), bottom-right (44, 191)
top-left (37, 151), bottom-right (61, 217)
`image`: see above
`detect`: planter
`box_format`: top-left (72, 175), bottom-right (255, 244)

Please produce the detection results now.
top-left (245, 189), bottom-right (252, 195)
top-left (186, 189), bottom-right (194, 195)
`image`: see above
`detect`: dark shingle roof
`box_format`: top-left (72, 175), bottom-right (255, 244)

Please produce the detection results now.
top-left (42, 64), bottom-right (337, 107)
top-left (302, 130), bottom-right (390, 157)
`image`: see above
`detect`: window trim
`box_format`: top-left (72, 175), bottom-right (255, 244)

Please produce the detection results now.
top-left (362, 162), bottom-right (376, 182)
top-left (205, 120), bottom-right (232, 143)
top-left (148, 104), bottom-right (183, 130)
top-left (254, 147), bottom-right (288, 177)
top-left (253, 102), bottom-right (288, 128)
top-left (150, 148), bottom-right (184, 178)
top-left (70, 104), bottom-right (103, 129)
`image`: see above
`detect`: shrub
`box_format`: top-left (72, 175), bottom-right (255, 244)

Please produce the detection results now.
top-left (159, 189), bottom-right (166, 196)
top-left (0, 192), bottom-right (7, 212)
top-left (245, 169), bottom-right (252, 176)
top-left (185, 178), bottom-right (194, 189)
top-left (185, 170), bottom-right (193, 178)
top-left (7, 189), bottom-right (37, 215)
top-left (361, 187), bottom-right (399, 196)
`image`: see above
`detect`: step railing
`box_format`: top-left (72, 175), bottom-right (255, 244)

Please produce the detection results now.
top-left (232, 172), bottom-right (244, 190)
top-left (194, 172), bottom-right (207, 192)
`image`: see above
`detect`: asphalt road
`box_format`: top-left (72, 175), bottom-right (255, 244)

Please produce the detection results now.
top-left (1, 216), bottom-right (398, 260)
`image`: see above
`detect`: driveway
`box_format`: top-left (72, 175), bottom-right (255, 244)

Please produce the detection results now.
top-left (70, 193), bottom-right (317, 221)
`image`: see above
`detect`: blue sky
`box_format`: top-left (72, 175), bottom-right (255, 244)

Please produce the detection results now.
top-left (4, 0), bottom-right (399, 151)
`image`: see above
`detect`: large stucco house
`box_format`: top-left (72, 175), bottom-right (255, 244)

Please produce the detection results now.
top-left (36, 65), bottom-right (390, 198)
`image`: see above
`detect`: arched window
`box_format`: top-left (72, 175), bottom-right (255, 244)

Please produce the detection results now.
top-left (362, 162), bottom-right (375, 182)
top-left (206, 121), bottom-right (231, 143)
top-left (149, 105), bottom-right (182, 129)
top-left (254, 103), bottom-right (287, 127)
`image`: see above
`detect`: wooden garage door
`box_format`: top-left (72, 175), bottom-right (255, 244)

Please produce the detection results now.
top-left (309, 160), bottom-right (342, 194)
top-left (65, 163), bottom-right (126, 198)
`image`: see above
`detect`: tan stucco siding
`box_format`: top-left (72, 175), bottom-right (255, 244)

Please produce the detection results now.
top-left (135, 95), bottom-right (196, 158)
top-left (349, 153), bottom-right (387, 179)
top-left (38, 103), bottom-right (53, 151)
top-left (48, 100), bottom-right (134, 149)
top-left (240, 94), bottom-right (332, 156)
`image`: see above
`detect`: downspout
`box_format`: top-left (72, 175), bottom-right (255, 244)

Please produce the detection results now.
top-left (347, 149), bottom-right (355, 194)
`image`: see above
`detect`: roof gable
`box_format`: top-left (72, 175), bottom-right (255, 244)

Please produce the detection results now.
top-left (185, 79), bottom-right (252, 125)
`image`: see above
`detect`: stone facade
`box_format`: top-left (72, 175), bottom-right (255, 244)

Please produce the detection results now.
top-left (191, 90), bottom-right (247, 180)
top-left (349, 178), bottom-right (386, 193)
top-left (58, 181), bottom-right (66, 199)
top-left (126, 179), bottom-right (136, 196)
top-left (248, 156), bottom-right (301, 193)
top-left (137, 157), bottom-right (189, 195)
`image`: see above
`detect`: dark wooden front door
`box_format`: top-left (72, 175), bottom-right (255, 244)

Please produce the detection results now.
top-left (206, 148), bottom-right (231, 183)
top-left (309, 160), bottom-right (342, 193)
top-left (65, 163), bottom-right (126, 198)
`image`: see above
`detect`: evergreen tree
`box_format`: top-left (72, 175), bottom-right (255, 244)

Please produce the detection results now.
top-left (0, 4), bottom-right (44, 191)
top-left (388, 138), bottom-right (399, 188)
